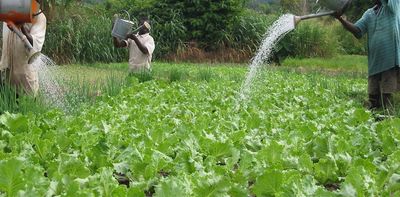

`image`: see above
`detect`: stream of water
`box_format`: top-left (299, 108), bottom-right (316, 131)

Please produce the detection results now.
top-left (239, 14), bottom-right (296, 102)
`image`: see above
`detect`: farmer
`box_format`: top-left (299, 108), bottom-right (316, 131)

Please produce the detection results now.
top-left (0, 0), bottom-right (47, 96)
top-left (334, 0), bottom-right (400, 109)
top-left (113, 17), bottom-right (155, 72)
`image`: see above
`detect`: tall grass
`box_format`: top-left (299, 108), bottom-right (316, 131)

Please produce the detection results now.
top-left (44, 6), bottom-right (127, 64)
top-left (168, 68), bottom-right (186, 83)
top-left (39, 2), bottom-right (367, 64)
top-left (60, 74), bottom-right (128, 112)
top-left (197, 67), bottom-right (213, 82)
top-left (0, 84), bottom-right (50, 114)
top-left (129, 70), bottom-right (154, 83)
top-left (0, 66), bottom-right (129, 114)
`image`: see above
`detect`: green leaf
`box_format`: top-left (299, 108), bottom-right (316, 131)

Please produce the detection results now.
top-left (0, 159), bottom-right (25, 196)
top-left (0, 113), bottom-right (29, 133)
top-left (193, 174), bottom-right (230, 197)
top-left (154, 177), bottom-right (190, 197)
top-left (61, 156), bottom-right (91, 179)
top-left (253, 169), bottom-right (283, 196)
top-left (314, 158), bottom-right (339, 184)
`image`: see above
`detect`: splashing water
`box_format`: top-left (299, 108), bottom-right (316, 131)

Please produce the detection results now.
top-left (239, 14), bottom-right (296, 101)
top-left (31, 54), bottom-right (66, 109)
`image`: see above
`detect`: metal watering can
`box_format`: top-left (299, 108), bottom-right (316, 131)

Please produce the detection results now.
top-left (0, 0), bottom-right (41, 63)
top-left (112, 11), bottom-right (136, 40)
top-left (112, 11), bottom-right (151, 40)
top-left (294, 0), bottom-right (352, 25)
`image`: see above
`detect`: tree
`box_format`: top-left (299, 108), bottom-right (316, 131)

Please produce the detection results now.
top-left (180, 0), bottom-right (246, 49)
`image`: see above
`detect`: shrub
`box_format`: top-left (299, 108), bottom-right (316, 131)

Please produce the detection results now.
top-left (333, 23), bottom-right (367, 55)
top-left (274, 20), bottom-right (341, 62)
top-left (229, 10), bottom-right (277, 52)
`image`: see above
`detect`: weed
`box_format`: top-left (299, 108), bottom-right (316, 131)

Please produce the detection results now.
top-left (197, 67), bottom-right (213, 82)
top-left (129, 69), bottom-right (153, 83)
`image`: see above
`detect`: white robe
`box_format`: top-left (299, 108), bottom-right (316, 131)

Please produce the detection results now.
top-left (0, 13), bottom-right (46, 95)
top-left (123, 33), bottom-right (155, 71)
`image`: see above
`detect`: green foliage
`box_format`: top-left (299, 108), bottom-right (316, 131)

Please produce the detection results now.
top-left (129, 69), bottom-right (153, 83)
top-left (148, 1), bottom-right (187, 58)
top-left (282, 55), bottom-right (367, 73)
top-left (180, 0), bottom-right (246, 49)
top-left (280, 0), bottom-right (314, 15)
top-left (197, 67), bottom-right (213, 82)
top-left (275, 20), bottom-right (341, 61)
top-left (168, 68), bottom-right (185, 83)
top-left (1, 62), bottom-right (400, 196)
top-left (228, 10), bottom-right (276, 51)
top-left (43, 5), bottom-right (127, 64)
top-left (333, 23), bottom-right (367, 55)
top-left (0, 159), bottom-right (24, 196)
top-left (0, 83), bottom-right (50, 114)
top-left (38, 0), bottom-right (369, 64)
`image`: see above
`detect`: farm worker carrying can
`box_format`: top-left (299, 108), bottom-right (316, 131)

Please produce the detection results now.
top-left (334, 0), bottom-right (400, 110)
top-left (0, 0), bottom-right (47, 96)
top-left (113, 15), bottom-right (155, 72)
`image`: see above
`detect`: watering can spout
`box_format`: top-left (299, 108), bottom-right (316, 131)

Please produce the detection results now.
top-left (294, 11), bottom-right (336, 26)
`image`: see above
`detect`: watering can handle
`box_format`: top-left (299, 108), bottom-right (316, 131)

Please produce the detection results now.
top-left (120, 10), bottom-right (131, 21)
top-left (6, 21), bottom-right (33, 50)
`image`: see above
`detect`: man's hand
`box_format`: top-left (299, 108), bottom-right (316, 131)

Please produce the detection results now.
top-left (332, 11), bottom-right (344, 20)
top-left (127, 33), bottom-right (138, 41)
top-left (6, 23), bottom-right (23, 32)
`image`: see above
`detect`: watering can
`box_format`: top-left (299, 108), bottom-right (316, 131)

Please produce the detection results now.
top-left (294, 0), bottom-right (352, 25)
top-left (112, 11), bottom-right (151, 40)
top-left (112, 11), bottom-right (136, 40)
top-left (0, 0), bottom-right (41, 64)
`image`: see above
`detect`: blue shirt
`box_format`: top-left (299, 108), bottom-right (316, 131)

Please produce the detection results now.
top-left (355, 0), bottom-right (400, 76)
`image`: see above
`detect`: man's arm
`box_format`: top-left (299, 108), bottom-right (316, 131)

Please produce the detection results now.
top-left (127, 34), bottom-right (149, 55)
top-left (113, 37), bottom-right (127, 48)
top-left (336, 16), bottom-right (363, 39)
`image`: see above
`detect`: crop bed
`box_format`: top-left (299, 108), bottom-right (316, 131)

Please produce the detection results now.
top-left (0, 65), bottom-right (399, 196)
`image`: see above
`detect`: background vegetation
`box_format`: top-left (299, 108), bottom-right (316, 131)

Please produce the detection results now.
top-left (0, 0), bottom-right (372, 64)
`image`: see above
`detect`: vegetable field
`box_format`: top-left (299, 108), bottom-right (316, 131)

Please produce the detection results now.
top-left (1, 63), bottom-right (400, 196)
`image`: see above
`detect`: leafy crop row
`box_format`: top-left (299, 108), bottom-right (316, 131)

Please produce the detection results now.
top-left (0, 66), bottom-right (399, 196)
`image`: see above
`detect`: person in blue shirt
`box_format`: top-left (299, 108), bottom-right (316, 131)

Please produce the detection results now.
top-left (334, 0), bottom-right (400, 110)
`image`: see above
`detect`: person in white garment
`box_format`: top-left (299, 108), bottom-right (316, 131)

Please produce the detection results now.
top-left (0, 0), bottom-right (47, 96)
top-left (113, 17), bottom-right (155, 72)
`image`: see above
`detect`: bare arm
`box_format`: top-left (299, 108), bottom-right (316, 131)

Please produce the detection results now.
top-left (127, 34), bottom-right (149, 55)
top-left (113, 37), bottom-right (127, 48)
top-left (336, 16), bottom-right (362, 39)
